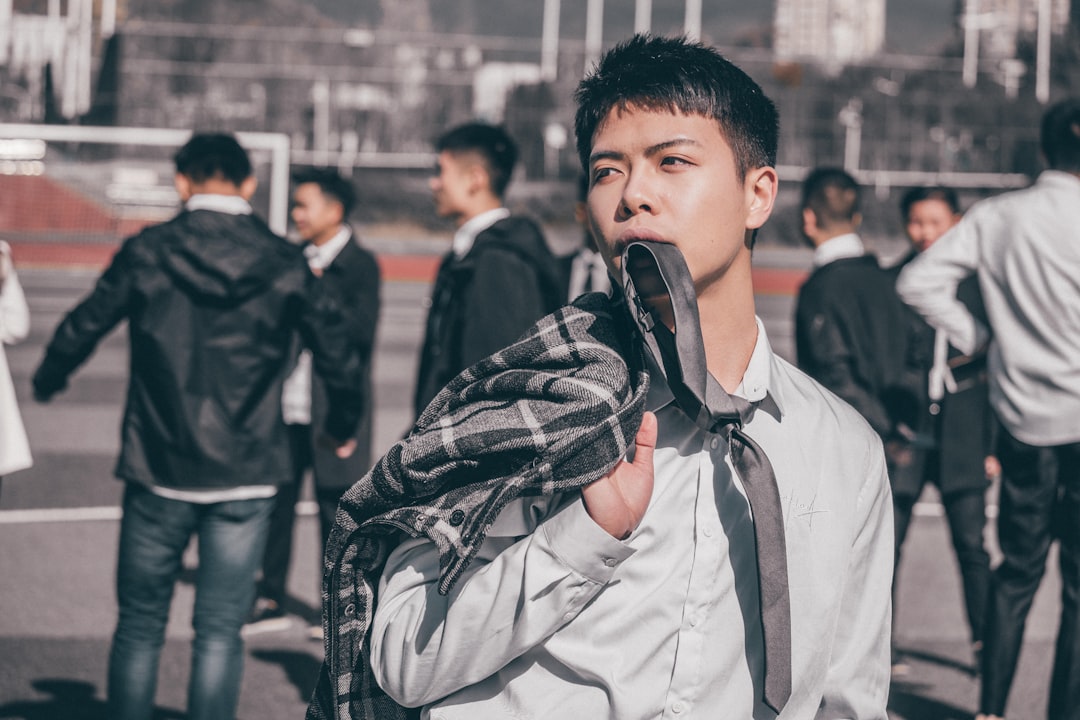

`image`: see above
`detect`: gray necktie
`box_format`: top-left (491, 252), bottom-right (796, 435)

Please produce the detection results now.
top-left (621, 240), bottom-right (792, 714)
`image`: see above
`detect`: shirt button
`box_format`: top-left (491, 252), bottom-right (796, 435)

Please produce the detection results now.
top-left (603, 557), bottom-right (617, 567)
top-left (672, 701), bottom-right (686, 714)
top-left (710, 437), bottom-right (720, 450)
top-left (688, 615), bottom-right (698, 627)
top-left (702, 526), bottom-right (714, 538)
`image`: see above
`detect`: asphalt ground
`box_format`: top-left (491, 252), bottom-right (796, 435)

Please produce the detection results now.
top-left (0, 232), bottom-right (1065, 719)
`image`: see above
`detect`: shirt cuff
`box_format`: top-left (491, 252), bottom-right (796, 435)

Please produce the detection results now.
top-left (539, 496), bottom-right (637, 584)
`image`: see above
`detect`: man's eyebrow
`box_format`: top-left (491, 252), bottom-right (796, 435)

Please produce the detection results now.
top-left (588, 137), bottom-right (702, 166)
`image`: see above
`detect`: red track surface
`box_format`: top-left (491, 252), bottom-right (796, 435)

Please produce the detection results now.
top-left (7, 242), bottom-right (808, 295)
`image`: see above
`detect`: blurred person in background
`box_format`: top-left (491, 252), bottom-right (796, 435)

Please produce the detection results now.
top-left (0, 239), bottom-right (32, 495)
top-left (413, 122), bottom-right (563, 418)
top-left (898, 98), bottom-right (1080, 720)
top-left (31, 133), bottom-right (363, 720)
top-left (247, 168), bottom-right (381, 638)
top-left (557, 174), bottom-right (611, 302)
top-left (887, 185), bottom-right (995, 677)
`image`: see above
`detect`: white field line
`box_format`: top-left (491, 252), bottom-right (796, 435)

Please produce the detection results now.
top-left (0, 500), bottom-right (320, 524)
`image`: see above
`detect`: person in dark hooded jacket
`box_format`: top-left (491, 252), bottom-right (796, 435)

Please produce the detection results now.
top-left (413, 122), bottom-right (564, 418)
top-left (31, 133), bottom-right (363, 720)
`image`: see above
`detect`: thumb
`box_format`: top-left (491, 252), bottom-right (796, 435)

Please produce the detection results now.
top-left (630, 411), bottom-right (657, 472)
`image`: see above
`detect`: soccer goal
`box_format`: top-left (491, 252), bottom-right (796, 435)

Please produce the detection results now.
top-left (0, 124), bottom-right (291, 258)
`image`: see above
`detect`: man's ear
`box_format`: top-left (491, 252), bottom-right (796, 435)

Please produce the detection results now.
top-left (174, 173), bottom-right (192, 202)
top-left (851, 211), bottom-right (863, 230)
top-left (744, 165), bottom-right (778, 231)
top-left (240, 176), bottom-right (258, 201)
top-left (801, 207), bottom-right (819, 238)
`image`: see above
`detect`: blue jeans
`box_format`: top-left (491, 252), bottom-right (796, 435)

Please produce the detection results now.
top-left (107, 482), bottom-right (275, 720)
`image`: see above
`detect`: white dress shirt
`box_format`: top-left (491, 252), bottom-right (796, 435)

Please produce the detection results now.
top-left (812, 232), bottom-right (866, 268)
top-left (452, 208), bottom-right (510, 259)
top-left (370, 319), bottom-right (894, 719)
top-left (896, 170), bottom-right (1080, 446)
top-left (567, 246), bottom-right (612, 301)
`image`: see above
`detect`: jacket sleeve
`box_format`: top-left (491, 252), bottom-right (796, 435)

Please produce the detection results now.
top-left (459, 247), bottom-right (550, 369)
top-left (32, 241), bottom-right (136, 401)
top-left (796, 292), bottom-right (895, 438)
top-left (896, 221), bottom-right (987, 357)
top-left (297, 272), bottom-right (365, 442)
top-left (817, 439), bottom-right (893, 719)
top-left (368, 496), bottom-right (635, 708)
top-left (0, 242), bottom-right (30, 345)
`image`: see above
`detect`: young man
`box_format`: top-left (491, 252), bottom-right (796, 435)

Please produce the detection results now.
top-left (794, 167), bottom-right (915, 446)
top-left (247, 168), bottom-right (381, 635)
top-left (317, 35), bottom-right (885, 720)
top-left (898, 98), bottom-right (1080, 720)
top-left (413, 122), bottom-right (563, 417)
top-left (32, 134), bottom-right (363, 720)
top-left (889, 186), bottom-right (994, 675)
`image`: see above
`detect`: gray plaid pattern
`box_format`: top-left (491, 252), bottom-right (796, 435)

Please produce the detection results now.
top-left (307, 292), bottom-right (650, 720)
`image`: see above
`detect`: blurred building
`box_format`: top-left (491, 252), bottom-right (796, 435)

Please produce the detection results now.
top-left (0, 0), bottom-right (118, 122)
top-left (962, 0), bottom-right (1071, 60)
top-left (773, 0), bottom-right (886, 73)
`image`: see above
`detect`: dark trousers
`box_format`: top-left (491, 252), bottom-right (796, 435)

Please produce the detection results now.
top-left (980, 428), bottom-right (1080, 719)
top-left (257, 424), bottom-right (344, 606)
top-left (894, 484), bottom-right (991, 647)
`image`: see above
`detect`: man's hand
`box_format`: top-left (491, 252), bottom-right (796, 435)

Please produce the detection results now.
top-left (581, 411), bottom-right (657, 539)
top-left (318, 434), bottom-right (357, 459)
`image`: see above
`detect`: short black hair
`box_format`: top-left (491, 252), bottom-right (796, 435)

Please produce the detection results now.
top-left (574, 34), bottom-right (778, 182)
top-left (899, 186), bottom-right (960, 221)
top-left (801, 167), bottom-right (860, 228)
top-left (293, 167), bottom-right (357, 219)
top-left (173, 133), bottom-right (252, 186)
top-left (1040, 98), bottom-right (1080, 173)
top-left (435, 122), bottom-right (519, 198)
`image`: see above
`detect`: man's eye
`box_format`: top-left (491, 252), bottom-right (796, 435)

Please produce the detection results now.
top-left (661, 156), bottom-right (690, 167)
top-left (593, 167), bottom-right (616, 181)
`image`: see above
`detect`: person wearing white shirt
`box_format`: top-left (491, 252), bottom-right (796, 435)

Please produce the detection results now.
top-left (248, 168), bottom-right (381, 636)
top-left (367, 36), bottom-right (893, 720)
top-left (896, 98), bottom-right (1080, 720)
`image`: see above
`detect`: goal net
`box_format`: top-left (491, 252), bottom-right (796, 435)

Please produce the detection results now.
top-left (0, 124), bottom-right (290, 267)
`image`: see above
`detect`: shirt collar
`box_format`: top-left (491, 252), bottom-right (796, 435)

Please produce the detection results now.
top-left (185, 193), bottom-right (253, 215)
top-left (644, 316), bottom-right (783, 418)
top-left (812, 232), bottom-right (864, 268)
top-left (304, 225), bottom-right (352, 270)
top-left (1038, 169), bottom-right (1080, 190)
top-left (452, 207), bottom-right (510, 259)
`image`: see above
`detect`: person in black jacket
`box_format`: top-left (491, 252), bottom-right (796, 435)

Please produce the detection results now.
top-left (247, 168), bottom-right (381, 637)
top-left (794, 167), bottom-right (915, 444)
top-left (31, 133), bottom-right (363, 720)
top-left (413, 122), bottom-right (563, 418)
top-left (890, 186), bottom-right (995, 674)
top-left (793, 167), bottom-right (918, 674)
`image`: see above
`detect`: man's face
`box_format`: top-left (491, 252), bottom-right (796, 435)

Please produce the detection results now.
top-left (586, 106), bottom-right (774, 316)
top-left (291, 183), bottom-right (343, 245)
top-left (905, 198), bottom-right (959, 253)
top-left (429, 150), bottom-right (477, 221)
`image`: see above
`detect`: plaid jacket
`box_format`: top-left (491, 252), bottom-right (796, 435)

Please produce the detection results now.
top-left (306, 292), bottom-right (650, 720)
